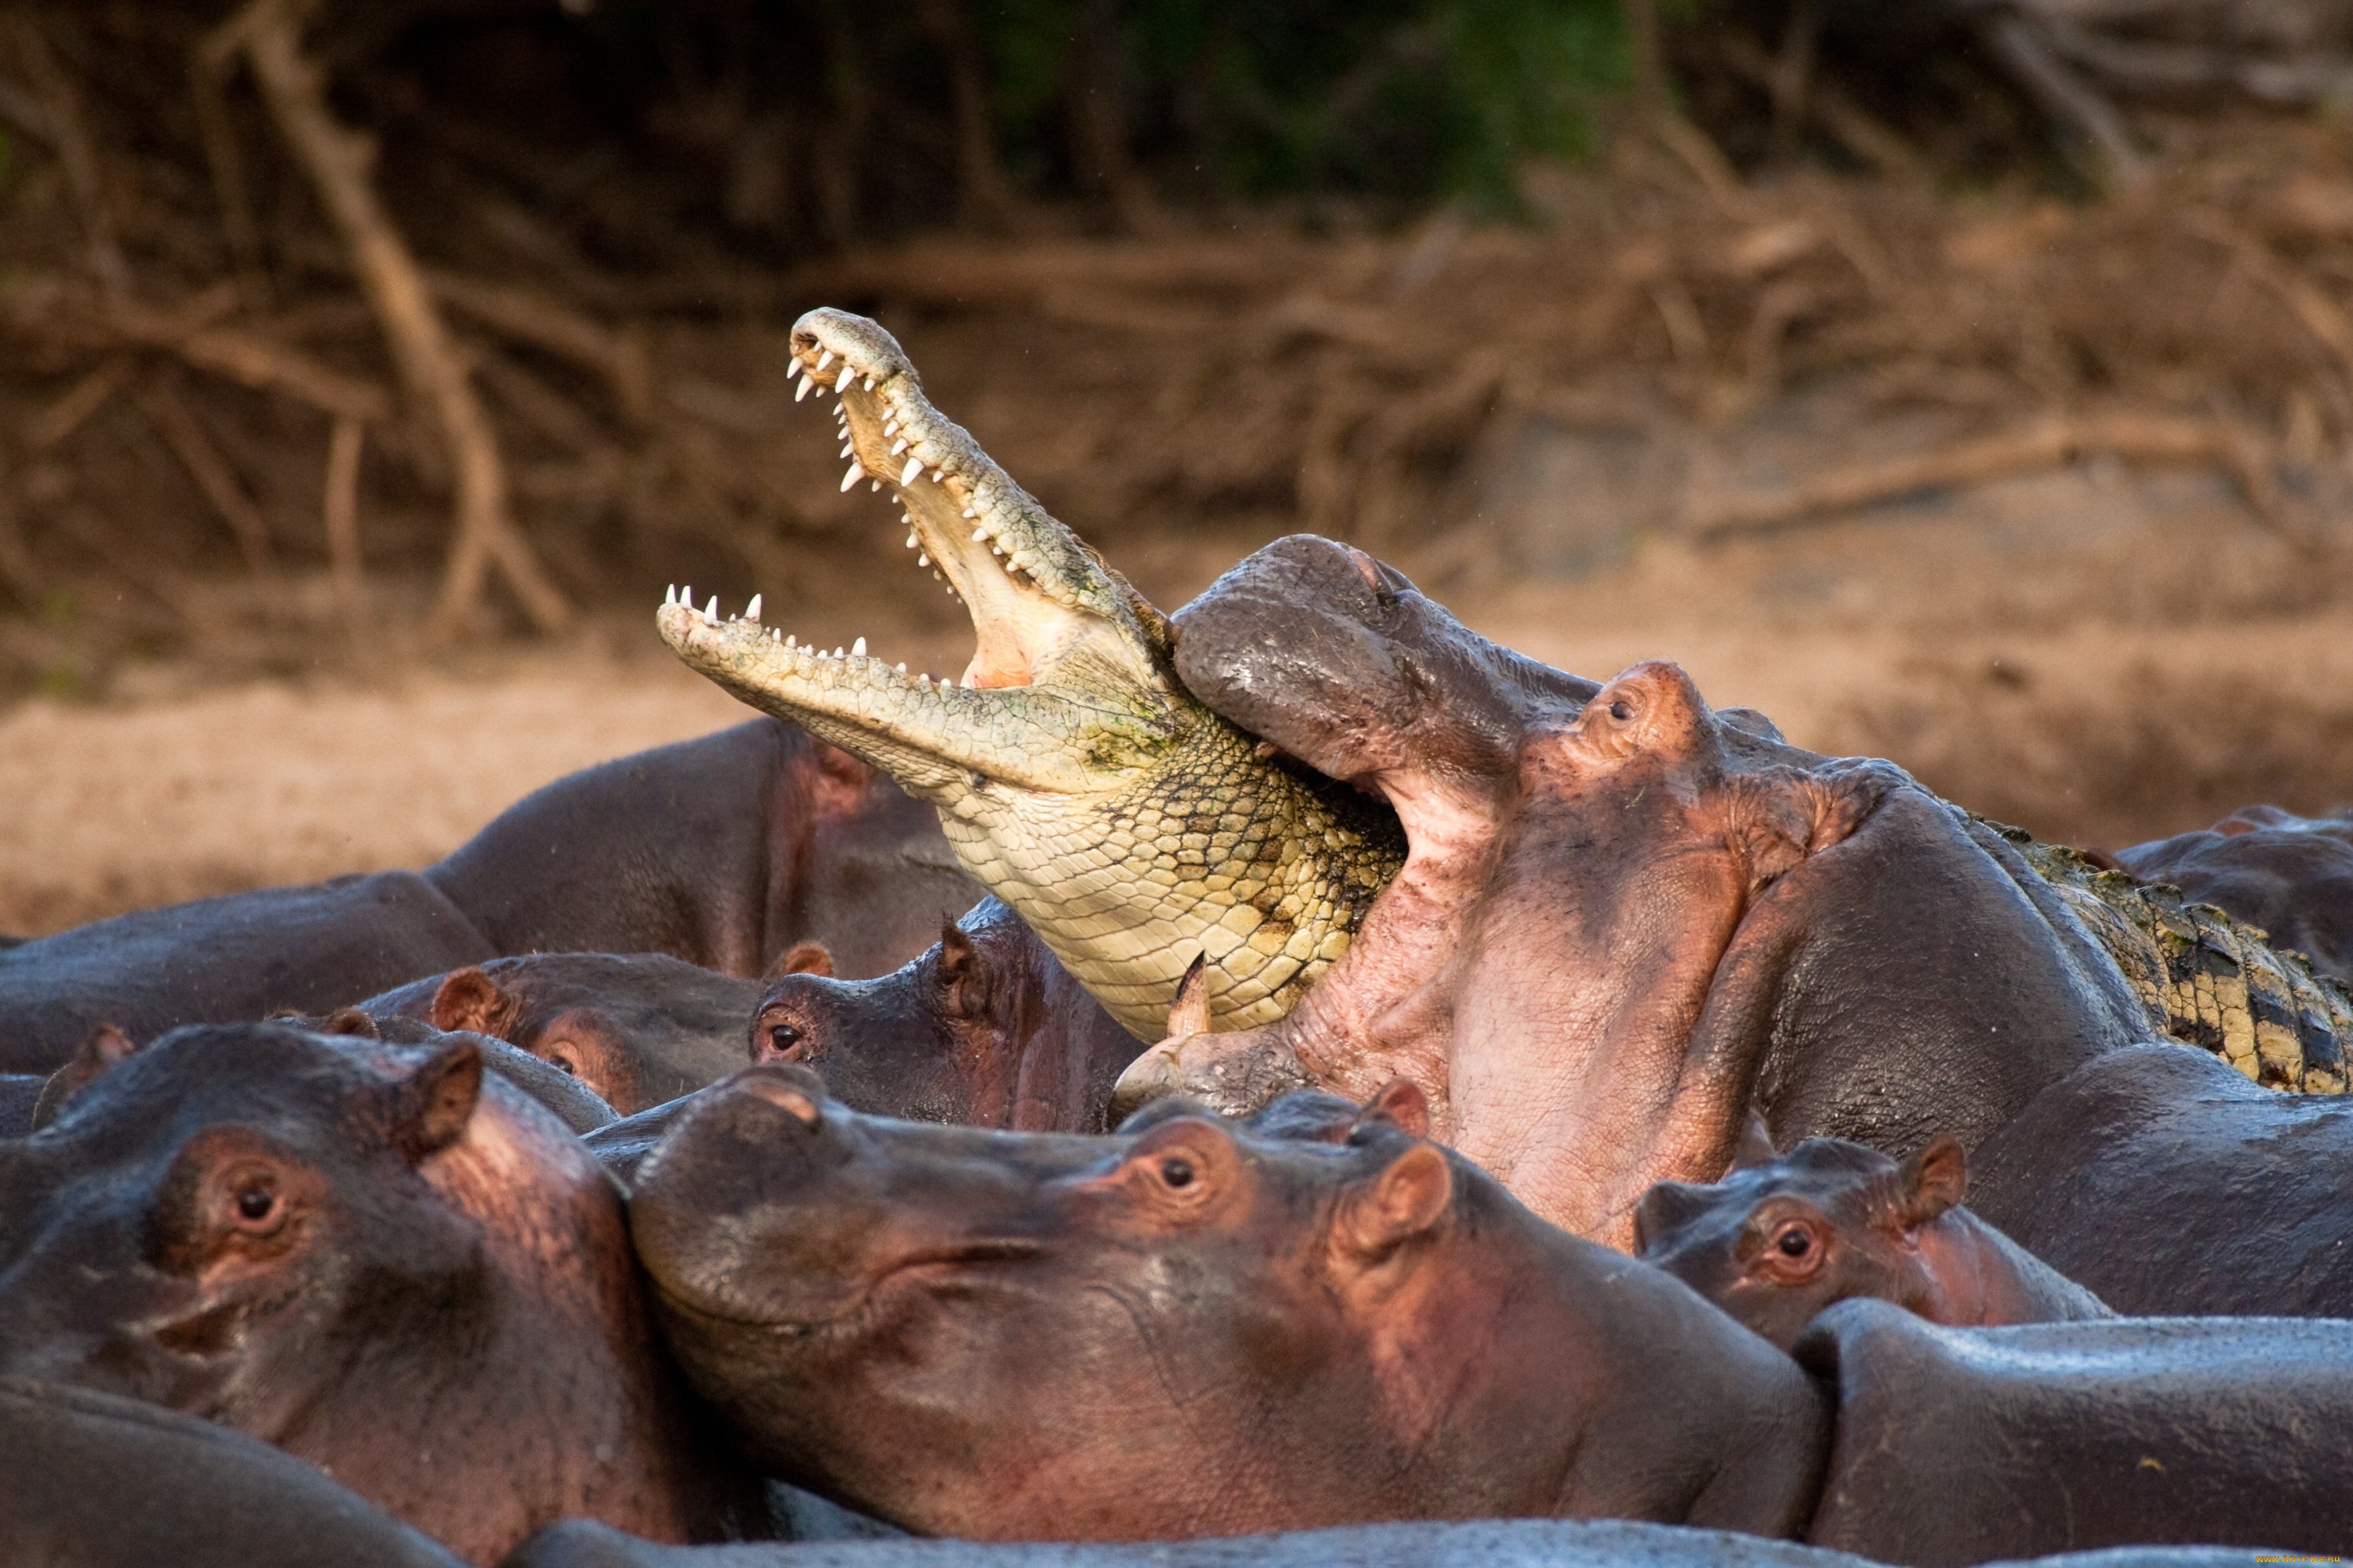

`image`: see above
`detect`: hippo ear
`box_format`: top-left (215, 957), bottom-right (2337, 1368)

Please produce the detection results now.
top-left (385, 1040), bottom-right (485, 1163)
top-left (30, 1023), bottom-right (141, 1130)
top-left (1631, 1179), bottom-right (1716, 1256)
top-left (430, 968), bottom-right (519, 1040)
top-left (1165, 954), bottom-right (1210, 1041)
top-left (1898, 1135), bottom-right (1968, 1227)
top-left (936, 921), bottom-right (991, 1021)
top-left (1354, 1077), bottom-right (1430, 1139)
top-left (766, 940), bottom-right (835, 981)
top-left (1731, 1109), bottom-right (1779, 1170)
top-left (1337, 1144), bottom-right (1454, 1264)
top-left (316, 1008), bottom-right (382, 1038)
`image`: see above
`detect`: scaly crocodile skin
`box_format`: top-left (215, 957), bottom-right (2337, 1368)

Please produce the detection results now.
top-left (2015, 834), bottom-right (2353, 1093)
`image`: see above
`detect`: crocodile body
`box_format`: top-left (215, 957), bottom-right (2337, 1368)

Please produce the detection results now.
top-left (661, 308), bottom-right (2350, 1089)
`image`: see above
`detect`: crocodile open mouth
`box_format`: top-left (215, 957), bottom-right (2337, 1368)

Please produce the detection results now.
top-left (656, 308), bottom-right (1176, 799)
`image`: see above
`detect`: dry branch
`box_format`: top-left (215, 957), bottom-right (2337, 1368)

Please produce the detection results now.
top-left (426, 271), bottom-right (651, 426)
top-left (100, 297), bottom-right (391, 422)
top-left (1687, 409), bottom-right (2311, 548)
top-left (323, 414), bottom-right (367, 633)
top-left (132, 377), bottom-right (277, 579)
top-left (227, 0), bottom-right (568, 636)
top-left (23, 356), bottom-right (129, 451)
top-left (8, 14), bottom-right (128, 300)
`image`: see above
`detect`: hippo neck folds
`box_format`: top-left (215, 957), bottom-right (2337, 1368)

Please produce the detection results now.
top-left (658, 310), bottom-right (1400, 1041)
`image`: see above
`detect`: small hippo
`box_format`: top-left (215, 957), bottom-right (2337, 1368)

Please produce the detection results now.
top-left (631, 1067), bottom-right (1829, 1541)
top-left (0, 1375), bottom-right (465, 1568)
top-left (630, 1070), bottom-right (2353, 1560)
top-left (1633, 1119), bottom-right (2110, 1348)
top-left (2115, 804), bottom-right (2353, 986)
top-left (749, 898), bottom-right (1140, 1131)
top-left (0, 1023), bottom-right (766, 1563)
top-left (361, 953), bottom-right (764, 1115)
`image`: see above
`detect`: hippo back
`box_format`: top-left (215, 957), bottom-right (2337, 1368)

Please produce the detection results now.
top-left (0, 874), bottom-right (493, 1075)
top-left (1798, 1300), bottom-right (2353, 1563)
top-left (0, 1376), bottom-right (465, 1568)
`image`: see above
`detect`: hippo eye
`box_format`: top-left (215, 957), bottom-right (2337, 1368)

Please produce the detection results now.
top-left (1158, 1156), bottom-right (1195, 1189)
top-left (1608, 699), bottom-right (1634, 722)
top-left (235, 1184), bottom-right (277, 1225)
top-left (1774, 1224), bottom-right (1812, 1258)
top-left (768, 1023), bottom-right (803, 1056)
top-left (548, 1052), bottom-right (579, 1077)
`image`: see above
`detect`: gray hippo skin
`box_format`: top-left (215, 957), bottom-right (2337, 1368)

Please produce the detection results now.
top-left (0, 719), bottom-right (979, 1074)
top-left (500, 1521), bottom-right (2281, 1568)
top-left (362, 953), bottom-right (763, 1115)
top-left (0, 1023), bottom-right (767, 1564)
top-left (0, 1375), bottom-right (465, 1568)
top-left (1798, 1299), bottom-right (2353, 1564)
top-left (2115, 804), bottom-right (2353, 986)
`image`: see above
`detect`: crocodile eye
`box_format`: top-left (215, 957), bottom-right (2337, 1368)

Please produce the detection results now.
top-left (1159, 1157), bottom-right (1195, 1189)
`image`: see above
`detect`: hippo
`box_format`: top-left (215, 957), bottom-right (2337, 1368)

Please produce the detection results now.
top-left (750, 898), bottom-right (1141, 1132)
top-left (0, 1023), bottom-right (768, 1563)
top-left (629, 1071), bottom-right (2353, 1561)
top-left (504, 1520), bottom-right (2283, 1568)
top-left (1109, 538), bottom-right (2353, 1314)
top-left (2115, 804), bottom-right (2353, 986)
top-left (631, 1066), bottom-right (1826, 1541)
top-left (1633, 1118), bottom-right (2109, 1348)
top-left (0, 1071), bottom-right (41, 1135)
top-left (360, 954), bottom-right (766, 1115)
top-left (0, 719), bottom-right (979, 1074)
top-left (0, 1376), bottom-right (466, 1568)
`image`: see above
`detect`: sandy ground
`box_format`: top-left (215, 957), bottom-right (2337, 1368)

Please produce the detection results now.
top-left (5, 446), bottom-right (2351, 939)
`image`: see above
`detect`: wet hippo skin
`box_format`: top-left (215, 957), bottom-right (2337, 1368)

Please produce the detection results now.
top-left (500, 1521), bottom-right (2281, 1568)
top-left (751, 898), bottom-right (1140, 1133)
top-left (2115, 805), bottom-right (2353, 986)
top-left (1635, 1121), bottom-right (2109, 1348)
top-left (0, 719), bottom-right (980, 1076)
top-left (362, 953), bottom-right (763, 1115)
top-left (0, 1375), bottom-right (466, 1568)
top-left (630, 1068), bottom-right (1828, 1542)
top-left (1798, 1300), bottom-right (2353, 1564)
top-left (0, 1023), bottom-right (768, 1564)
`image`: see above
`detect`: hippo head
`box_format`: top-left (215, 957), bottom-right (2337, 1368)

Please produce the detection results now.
top-left (1633, 1122), bottom-right (1969, 1349)
top-left (1121, 536), bottom-right (2145, 1245)
top-left (748, 898), bottom-right (1138, 1131)
top-left (0, 1025), bottom-right (492, 1412)
top-left (634, 1067), bottom-right (1519, 1538)
top-left (0, 1022), bottom-right (751, 1561)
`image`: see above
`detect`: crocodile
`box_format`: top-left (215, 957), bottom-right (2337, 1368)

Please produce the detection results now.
top-left (656, 309), bottom-right (1401, 1041)
top-left (659, 309), bottom-right (2352, 1093)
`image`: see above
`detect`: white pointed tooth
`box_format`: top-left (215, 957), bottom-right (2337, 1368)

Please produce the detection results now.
top-left (795, 374), bottom-right (812, 401)
top-left (883, 418), bottom-right (898, 436)
top-left (918, 672), bottom-right (930, 685)
top-left (992, 544), bottom-right (1005, 557)
top-left (664, 583), bottom-right (678, 606)
top-left (746, 594), bottom-right (763, 622)
top-left (905, 532), bottom-right (918, 549)
top-left (841, 462), bottom-right (864, 492)
top-left (785, 633), bottom-right (796, 648)
top-left (864, 376), bottom-right (875, 391)
top-left (851, 637), bottom-right (867, 657)
top-left (961, 506), bottom-right (978, 518)
top-left (840, 442), bottom-right (855, 459)
top-left (890, 438), bottom-right (908, 455)
top-left (972, 526), bottom-right (990, 541)
top-left (833, 646), bottom-right (844, 658)
top-left (772, 628), bottom-right (781, 642)
top-left (917, 552), bottom-right (929, 567)
top-left (815, 350), bottom-right (836, 372)
top-left (703, 595), bottom-right (720, 625)
top-left (837, 365), bottom-right (855, 391)
top-left (961, 675), bottom-right (974, 687)
top-left (896, 662), bottom-right (906, 673)
top-left (900, 458), bottom-right (924, 485)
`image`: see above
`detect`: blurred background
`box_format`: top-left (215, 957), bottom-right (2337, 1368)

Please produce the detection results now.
top-left (1, 0), bottom-right (2349, 934)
